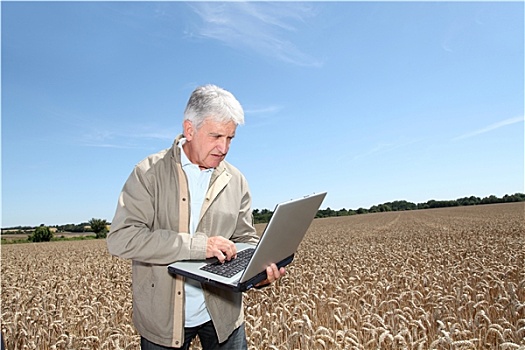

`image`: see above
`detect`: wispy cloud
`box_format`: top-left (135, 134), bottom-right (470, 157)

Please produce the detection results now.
top-left (244, 105), bottom-right (283, 115)
top-left (352, 139), bottom-right (422, 161)
top-left (186, 2), bottom-right (323, 67)
top-left (80, 142), bottom-right (148, 150)
top-left (453, 116), bottom-right (524, 141)
top-left (46, 107), bottom-right (178, 149)
top-left (242, 104), bottom-right (283, 128)
top-left (80, 125), bottom-right (178, 149)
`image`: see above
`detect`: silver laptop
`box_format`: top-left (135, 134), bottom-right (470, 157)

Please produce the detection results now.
top-left (168, 192), bottom-right (326, 292)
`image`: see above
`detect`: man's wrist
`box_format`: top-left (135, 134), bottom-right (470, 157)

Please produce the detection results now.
top-left (190, 233), bottom-right (207, 260)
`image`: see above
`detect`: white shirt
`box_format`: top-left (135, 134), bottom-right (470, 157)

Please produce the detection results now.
top-left (178, 139), bottom-right (213, 327)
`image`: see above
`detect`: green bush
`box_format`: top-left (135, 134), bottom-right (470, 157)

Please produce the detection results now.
top-left (29, 225), bottom-right (53, 242)
top-left (88, 218), bottom-right (108, 239)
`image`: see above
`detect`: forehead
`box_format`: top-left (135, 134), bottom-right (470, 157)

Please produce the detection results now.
top-left (200, 118), bottom-right (237, 134)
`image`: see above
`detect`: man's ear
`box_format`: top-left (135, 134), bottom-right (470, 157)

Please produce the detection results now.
top-left (183, 120), bottom-right (194, 141)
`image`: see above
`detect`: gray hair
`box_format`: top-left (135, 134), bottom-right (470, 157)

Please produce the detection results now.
top-left (183, 84), bottom-right (245, 130)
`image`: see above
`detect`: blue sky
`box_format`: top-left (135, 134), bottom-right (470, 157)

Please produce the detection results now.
top-left (2, 1), bottom-right (524, 227)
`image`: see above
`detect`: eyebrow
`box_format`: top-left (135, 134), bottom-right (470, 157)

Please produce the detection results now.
top-left (209, 132), bottom-right (235, 138)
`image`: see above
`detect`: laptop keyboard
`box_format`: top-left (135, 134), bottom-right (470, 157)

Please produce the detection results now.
top-left (200, 248), bottom-right (255, 278)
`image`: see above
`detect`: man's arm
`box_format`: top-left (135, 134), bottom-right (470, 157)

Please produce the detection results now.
top-left (107, 166), bottom-right (207, 264)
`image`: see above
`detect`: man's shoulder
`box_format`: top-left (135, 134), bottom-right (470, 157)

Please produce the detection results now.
top-left (135, 147), bottom-right (174, 173)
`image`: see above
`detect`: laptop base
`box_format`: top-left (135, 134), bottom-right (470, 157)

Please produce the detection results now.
top-left (168, 254), bottom-right (294, 292)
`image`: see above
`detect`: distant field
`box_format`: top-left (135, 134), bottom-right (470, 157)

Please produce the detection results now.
top-left (1, 203), bottom-right (524, 349)
top-left (1, 232), bottom-right (94, 241)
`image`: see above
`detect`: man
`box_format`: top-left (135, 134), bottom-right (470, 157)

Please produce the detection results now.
top-left (107, 84), bottom-right (284, 350)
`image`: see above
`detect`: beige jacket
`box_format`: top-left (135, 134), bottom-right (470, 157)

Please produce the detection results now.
top-left (107, 135), bottom-right (259, 347)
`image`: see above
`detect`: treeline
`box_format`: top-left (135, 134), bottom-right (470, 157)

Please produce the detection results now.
top-left (3, 193), bottom-right (524, 230)
top-left (2, 219), bottom-right (109, 237)
top-left (2, 219), bottom-right (109, 244)
top-left (253, 193), bottom-right (525, 223)
top-left (3, 222), bottom-right (92, 235)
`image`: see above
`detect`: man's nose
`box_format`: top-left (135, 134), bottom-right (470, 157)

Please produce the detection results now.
top-left (217, 138), bottom-right (230, 154)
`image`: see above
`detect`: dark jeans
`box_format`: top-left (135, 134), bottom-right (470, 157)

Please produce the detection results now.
top-left (141, 321), bottom-right (247, 350)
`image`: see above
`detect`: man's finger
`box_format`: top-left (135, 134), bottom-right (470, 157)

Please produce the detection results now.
top-left (266, 266), bottom-right (275, 282)
top-left (211, 248), bottom-right (226, 263)
top-left (220, 243), bottom-right (236, 261)
top-left (206, 237), bottom-right (236, 261)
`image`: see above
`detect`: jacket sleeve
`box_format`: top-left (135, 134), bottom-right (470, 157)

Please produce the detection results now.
top-left (106, 164), bottom-right (207, 265)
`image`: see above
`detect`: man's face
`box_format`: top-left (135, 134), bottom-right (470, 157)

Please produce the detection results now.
top-left (183, 118), bottom-right (237, 170)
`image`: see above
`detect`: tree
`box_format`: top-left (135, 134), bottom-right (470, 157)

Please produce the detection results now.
top-left (357, 207), bottom-right (368, 214)
top-left (88, 218), bottom-right (108, 239)
top-left (481, 195), bottom-right (500, 205)
top-left (316, 207), bottom-right (336, 218)
top-left (30, 225), bottom-right (53, 242)
top-left (378, 204), bottom-right (391, 212)
top-left (369, 205), bottom-right (379, 213)
top-left (337, 208), bottom-right (349, 216)
top-left (253, 209), bottom-right (274, 224)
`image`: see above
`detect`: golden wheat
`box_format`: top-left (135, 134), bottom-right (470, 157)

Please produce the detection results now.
top-left (1, 203), bottom-right (524, 349)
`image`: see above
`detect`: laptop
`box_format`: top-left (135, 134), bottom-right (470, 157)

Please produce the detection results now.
top-left (167, 192), bottom-right (326, 292)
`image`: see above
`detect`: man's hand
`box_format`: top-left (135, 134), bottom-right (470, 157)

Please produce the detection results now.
top-left (255, 264), bottom-right (286, 288)
top-left (206, 236), bottom-right (237, 263)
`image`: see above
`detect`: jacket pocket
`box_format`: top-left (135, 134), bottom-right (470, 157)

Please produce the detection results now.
top-left (133, 264), bottom-right (177, 338)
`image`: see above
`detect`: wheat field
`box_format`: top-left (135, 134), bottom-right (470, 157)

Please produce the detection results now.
top-left (1, 203), bottom-right (524, 349)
